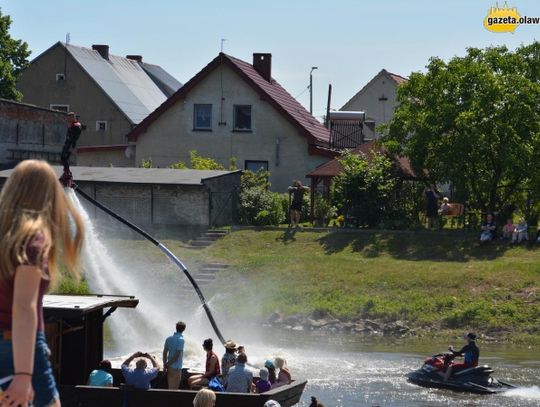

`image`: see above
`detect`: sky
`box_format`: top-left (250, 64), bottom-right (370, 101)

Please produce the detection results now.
top-left (2, 0), bottom-right (540, 120)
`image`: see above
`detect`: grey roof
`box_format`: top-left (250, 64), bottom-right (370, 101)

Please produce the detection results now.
top-left (140, 62), bottom-right (182, 97)
top-left (64, 43), bottom-right (171, 124)
top-left (44, 294), bottom-right (138, 317)
top-left (0, 166), bottom-right (241, 186)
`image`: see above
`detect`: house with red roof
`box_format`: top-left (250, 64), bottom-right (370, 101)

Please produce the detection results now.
top-left (127, 53), bottom-right (334, 191)
top-left (340, 69), bottom-right (407, 140)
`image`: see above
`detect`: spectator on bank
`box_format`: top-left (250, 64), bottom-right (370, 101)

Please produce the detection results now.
top-left (512, 218), bottom-right (528, 244)
top-left (425, 185), bottom-right (440, 229)
top-left (121, 351), bottom-right (160, 390)
top-left (288, 180), bottom-right (309, 228)
top-left (480, 213), bottom-right (497, 243)
top-left (438, 197), bottom-right (451, 216)
top-left (87, 360), bottom-right (113, 387)
top-left (256, 368), bottom-right (272, 393)
top-left (502, 219), bottom-right (514, 241)
top-left (225, 353), bottom-right (253, 393)
top-left (193, 388), bottom-right (216, 407)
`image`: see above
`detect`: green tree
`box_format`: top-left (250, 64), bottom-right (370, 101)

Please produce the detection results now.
top-left (332, 151), bottom-right (398, 228)
top-left (0, 9), bottom-right (30, 101)
top-left (383, 43), bottom-right (540, 212)
top-left (190, 150), bottom-right (224, 170)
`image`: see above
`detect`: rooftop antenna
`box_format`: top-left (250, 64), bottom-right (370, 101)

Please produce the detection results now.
top-left (63, 32), bottom-right (70, 78)
top-left (220, 38), bottom-right (227, 53)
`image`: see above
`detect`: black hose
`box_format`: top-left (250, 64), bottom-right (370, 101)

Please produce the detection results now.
top-left (72, 184), bottom-right (226, 345)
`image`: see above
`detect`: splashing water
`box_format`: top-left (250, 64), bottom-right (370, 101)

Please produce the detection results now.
top-left (502, 386), bottom-right (540, 400)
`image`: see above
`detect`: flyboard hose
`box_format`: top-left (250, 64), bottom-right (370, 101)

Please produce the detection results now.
top-left (72, 184), bottom-right (226, 345)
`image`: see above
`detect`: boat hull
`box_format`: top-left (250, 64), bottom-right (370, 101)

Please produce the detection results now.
top-left (59, 380), bottom-right (307, 407)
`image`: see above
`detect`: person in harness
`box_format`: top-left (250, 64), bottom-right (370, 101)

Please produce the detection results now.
top-left (443, 332), bottom-right (480, 381)
top-left (59, 112), bottom-right (82, 187)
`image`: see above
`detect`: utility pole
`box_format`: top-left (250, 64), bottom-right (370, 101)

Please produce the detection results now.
top-left (309, 66), bottom-right (318, 115)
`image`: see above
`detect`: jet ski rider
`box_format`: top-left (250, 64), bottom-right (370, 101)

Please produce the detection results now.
top-left (443, 332), bottom-right (479, 382)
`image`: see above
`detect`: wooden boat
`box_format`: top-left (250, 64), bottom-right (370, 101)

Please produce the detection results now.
top-left (44, 294), bottom-right (307, 407)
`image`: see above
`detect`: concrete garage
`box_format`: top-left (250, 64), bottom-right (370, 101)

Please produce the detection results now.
top-left (0, 166), bottom-right (241, 227)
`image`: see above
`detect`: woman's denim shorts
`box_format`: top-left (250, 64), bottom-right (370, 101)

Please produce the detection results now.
top-left (0, 330), bottom-right (59, 407)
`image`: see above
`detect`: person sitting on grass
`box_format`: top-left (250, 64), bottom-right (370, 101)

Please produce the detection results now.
top-left (121, 351), bottom-right (160, 390)
top-left (502, 218), bottom-right (514, 241)
top-left (87, 360), bottom-right (113, 387)
top-left (479, 213), bottom-right (496, 243)
top-left (443, 332), bottom-right (479, 382)
top-left (512, 218), bottom-right (528, 244)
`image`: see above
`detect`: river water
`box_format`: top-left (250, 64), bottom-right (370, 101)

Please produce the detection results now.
top-left (68, 190), bottom-right (540, 407)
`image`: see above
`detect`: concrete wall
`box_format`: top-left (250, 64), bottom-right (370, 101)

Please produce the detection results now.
top-left (77, 149), bottom-right (134, 167)
top-left (0, 99), bottom-right (66, 168)
top-left (16, 43), bottom-right (135, 151)
top-left (135, 64), bottom-right (328, 192)
top-left (341, 72), bottom-right (400, 139)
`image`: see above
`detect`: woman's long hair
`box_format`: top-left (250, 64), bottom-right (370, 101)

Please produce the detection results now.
top-left (0, 160), bottom-right (84, 284)
top-left (193, 388), bottom-right (216, 407)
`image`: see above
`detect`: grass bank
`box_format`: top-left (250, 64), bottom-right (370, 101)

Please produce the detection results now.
top-left (200, 228), bottom-right (539, 344)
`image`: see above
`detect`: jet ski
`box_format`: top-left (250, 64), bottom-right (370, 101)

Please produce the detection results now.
top-left (407, 353), bottom-right (516, 394)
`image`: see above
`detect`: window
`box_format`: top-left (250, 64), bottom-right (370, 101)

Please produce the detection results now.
top-left (193, 104), bottom-right (212, 130)
top-left (245, 160), bottom-right (268, 172)
top-left (96, 121), bottom-right (107, 131)
top-left (50, 104), bottom-right (69, 113)
top-left (233, 105), bottom-right (252, 131)
top-left (56, 73), bottom-right (65, 81)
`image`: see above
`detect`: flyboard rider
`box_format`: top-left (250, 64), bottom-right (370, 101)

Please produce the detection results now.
top-left (59, 112), bottom-right (83, 187)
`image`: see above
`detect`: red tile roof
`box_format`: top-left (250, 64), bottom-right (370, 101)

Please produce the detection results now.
top-left (307, 140), bottom-right (418, 179)
top-left (387, 72), bottom-right (408, 85)
top-left (128, 53), bottom-right (330, 147)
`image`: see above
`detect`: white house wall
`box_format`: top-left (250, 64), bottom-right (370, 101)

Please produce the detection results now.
top-left (135, 64), bottom-right (328, 192)
top-left (341, 73), bottom-right (400, 139)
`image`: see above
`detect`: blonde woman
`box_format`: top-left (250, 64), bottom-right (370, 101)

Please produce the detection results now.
top-left (0, 160), bottom-right (84, 407)
top-left (193, 388), bottom-right (216, 407)
top-left (274, 357), bottom-right (291, 387)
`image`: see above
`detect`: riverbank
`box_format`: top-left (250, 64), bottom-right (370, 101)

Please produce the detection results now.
top-left (200, 228), bottom-right (539, 345)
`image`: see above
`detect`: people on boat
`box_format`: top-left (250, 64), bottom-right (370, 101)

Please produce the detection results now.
top-left (225, 353), bottom-right (253, 393)
top-left (264, 400), bottom-right (281, 407)
top-left (0, 160), bottom-right (84, 407)
top-left (443, 332), bottom-right (480, 382)
top-left (193, 388), bottom-right (216, 407)
top-left (163, 320), bottom-right (186, 390)
top-left (188, 338), bottom-right (221, 389)
top-left (220, 339), bottom-right (237, 387)
top-left (264, 359), bottom-right (277, 385)
top-left (87, 360), bottom-right (113, 387)
top-left (256, 367), bottom-right (271, 393)
top-left (273, 357), bottom-right (292, 387)
top-left (121, 351), bottom-right (160, 389)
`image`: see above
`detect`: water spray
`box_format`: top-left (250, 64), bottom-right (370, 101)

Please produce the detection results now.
top-left (67, 181), bottom-right (226, 345)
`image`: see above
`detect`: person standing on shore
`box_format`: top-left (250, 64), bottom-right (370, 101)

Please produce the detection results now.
top-left (0, 160), bottom-right (84, 407)
top-left (288, 180), bottom-right (309, 228)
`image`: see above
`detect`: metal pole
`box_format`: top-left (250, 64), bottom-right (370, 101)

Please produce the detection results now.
top-left (309, 66), bottom-right (318, 115)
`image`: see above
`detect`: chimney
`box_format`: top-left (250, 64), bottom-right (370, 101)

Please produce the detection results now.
top-left (253, 53), bottom-right (272, 81)
top-left (92, 44), bottom-right (109, 60)
top-left (126, 55), bottom-right (143, 63)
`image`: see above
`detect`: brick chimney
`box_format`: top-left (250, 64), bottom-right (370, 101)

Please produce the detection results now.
top-left (126, 55), bottom-right (143, 63)
top-left (92, 44), bottom-right (109, 60)
top-left (253, 53), bottom-right (272, 81)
